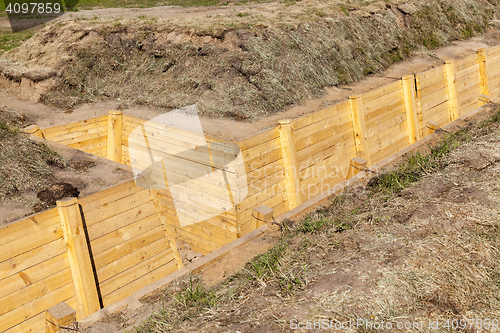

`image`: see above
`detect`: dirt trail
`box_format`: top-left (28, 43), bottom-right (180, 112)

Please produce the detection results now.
top-left (1, 30), bottom-right (500, 141)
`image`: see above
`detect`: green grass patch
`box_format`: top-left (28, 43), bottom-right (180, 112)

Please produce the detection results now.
top-left (368, 122), bottom-right (483, 193)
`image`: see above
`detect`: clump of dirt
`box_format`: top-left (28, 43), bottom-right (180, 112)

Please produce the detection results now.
top-left (1, 0), bottom-right (495, 119)
top-left (35, 182), bottom-right (80, 211)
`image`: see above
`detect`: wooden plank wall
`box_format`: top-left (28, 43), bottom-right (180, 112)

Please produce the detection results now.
top-left (236, 127), bottom-right (287, 234)
top-left (455, 53), bottom-right (482, 116)
top-left (0, 209), bottom-right (77, 333)
top-left (0, 179), bottom-right (182, 332)
top-left (122, 115), bottom-right (241, 255)
top-left (79, 179), bottom-right (180, 307)
top-left (361, 80), bottom-right (410, 164)
top-left (416, 65), bottom-right (450, 135)
top-left (40, 115), bottom-right (108, 158)
top-left (487, 45), bottom-right (500, 99)
top-left (292, 101), bottom-right (357, 201)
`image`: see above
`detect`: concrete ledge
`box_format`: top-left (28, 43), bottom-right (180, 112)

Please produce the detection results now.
top-left (79, 224), bottom-right (269, 328)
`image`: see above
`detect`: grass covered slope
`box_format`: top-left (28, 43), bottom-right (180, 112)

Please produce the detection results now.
top-left (2, 0), bottom-right (496, 119)
top-left (106, 106), bottom-right (500, 332)
top-left (0, 107), bottom-right (66, 200)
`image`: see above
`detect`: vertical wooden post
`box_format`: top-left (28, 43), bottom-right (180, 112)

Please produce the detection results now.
top-left (251, 205), bottom-right (274, 230)
top-left (46, 302), bottom-right (76, 333)
top-left (349, 95), bottom-right (370, 165)
top-left (23, 125), bottom-right (44, 138)
top-left (444, 60), bottom-right (460, 121)
top-left (346, 157), bottom-right (368, 180)
top-left (57, 198), bottom-right (100, 318)
top-left (402, 75), bottom-right (420, 144)
top-left (478, 49), bottom-right (490, 97)
top-left (107, 110), bottom-right (123, 163)
top-left (414, 75), bottom-right (424, 139)
top-left (278, 119), bottom-right (302, 210)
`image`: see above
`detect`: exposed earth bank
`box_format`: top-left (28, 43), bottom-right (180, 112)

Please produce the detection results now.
top-left (1, 0), bottom-right (498, 122)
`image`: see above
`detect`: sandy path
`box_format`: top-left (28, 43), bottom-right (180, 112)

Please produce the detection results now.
top-left (0, 2), bottom-right (274, 28)
top-left (2, 30), bottom-right (500, 141)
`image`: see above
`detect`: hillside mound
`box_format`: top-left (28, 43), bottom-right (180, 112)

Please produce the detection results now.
top-left (0, 0), bottom-right (497, 119)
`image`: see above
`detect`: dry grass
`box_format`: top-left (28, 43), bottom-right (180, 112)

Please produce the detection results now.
top-left (1, 0), bottom-right (494, 119)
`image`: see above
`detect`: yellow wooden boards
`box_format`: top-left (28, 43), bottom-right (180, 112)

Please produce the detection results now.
top-left (0, 211), bottom-right (75, 333)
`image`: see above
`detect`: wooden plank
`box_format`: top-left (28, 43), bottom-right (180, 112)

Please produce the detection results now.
top-left (361, 80), bottom-right (402, 105)
top-left (81, 188), bottom-right (151, 226)
top-left (0, 283), bottom-right (75, 332)
top-left (240, 136), bottom-right (281, 162)
top-left (87, 201), bottom-right (157, 241)
top-left (292, 102), bottom-right (347, 130)
top-left (89, 213), bottom-right (161, 256)
top-left (295, 119), bottom-right (353, 152)
top-left (364, 99), bottom-right (406, 128)
top-left (298, 136), bottom-right (356, 171)
top-left (482, 49), bottom-right (494, 96)
top-left (455, 63), bottom-right (480, 82)
top-left (420, 86), bottom-right (448, 111)
top-left (0, 222), bottom-right (63, 264)
top-left (237, 127), bottom-right (279, 152)
top-left (101, 258), bottom-right (178, 307)
top-left (297, 130), bottom-right (354, 163)
top-left (123, 117), bottom-right (225, 148)
top-left (182, 224), bottom-right (230, 247)
top-left (0, 268), bottom-right (73, 317)
top-left (417, 65), bottom-right (446, 82)
top-left (244, 168), bottom-right (284, 198)
top-left (92, 225), bottom-right (165, 270)
top-left (0, 238), bottom-right (66, 281)
top-left (50, 127), bottom-right (108, 145)
top-left (241, 148), bottom-right (283, 175)
top-left (57, 198), bottom-right (100, 317)
top-left (419, 79), bottom-right (448, 98)
top-left (237, 184), bottom-right (287, 218)
top-left (367, 119), bottom-right (408, 146)
top-left (127, 138), bottom-right (238, 174)
top-left (96, 237), bottom-right (171, 283)
top-left (363, 87), bottom-right (404, 113)
top-left (0, 208), bottom-right (59, 247)
top-left (278, 119), bottom-right (302, 209)
top-left (293, 108), bottom-right (351, 141)
top-left (365, 106), bottom-right (406, 130)
top-left (1, 312), bottom-right (44, 333)
top-left (370, 135), bottom-right (409, 163)
top-left (349, 95), bottom-right (370, 164)
top-left (455, 53), bottom-right (479, 72)
top-left (0, 253), bottom-right (69, 300)
top-left (238, 158), bottom-right (283, 189)
top-left (41, 116), bottom-right (108, 138)
top-left (67, 136), bottom-right (107, 150)
top-left (486, 45), bottom-right (500, 58)
top-left (445, 60), bottom-right (459, 122)
top-left (107, 111), bottom-right (123, 163)
top-left (299, 154), bottom-right (355, 187)
top-left (172, 227), bottom-right (221, 254)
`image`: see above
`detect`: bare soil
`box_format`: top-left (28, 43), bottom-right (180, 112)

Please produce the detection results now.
top-left (0, 132), bottom-right (133, 226)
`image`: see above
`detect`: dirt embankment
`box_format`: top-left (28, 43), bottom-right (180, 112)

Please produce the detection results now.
top-left (1, 0), bottom-right (498, 120)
